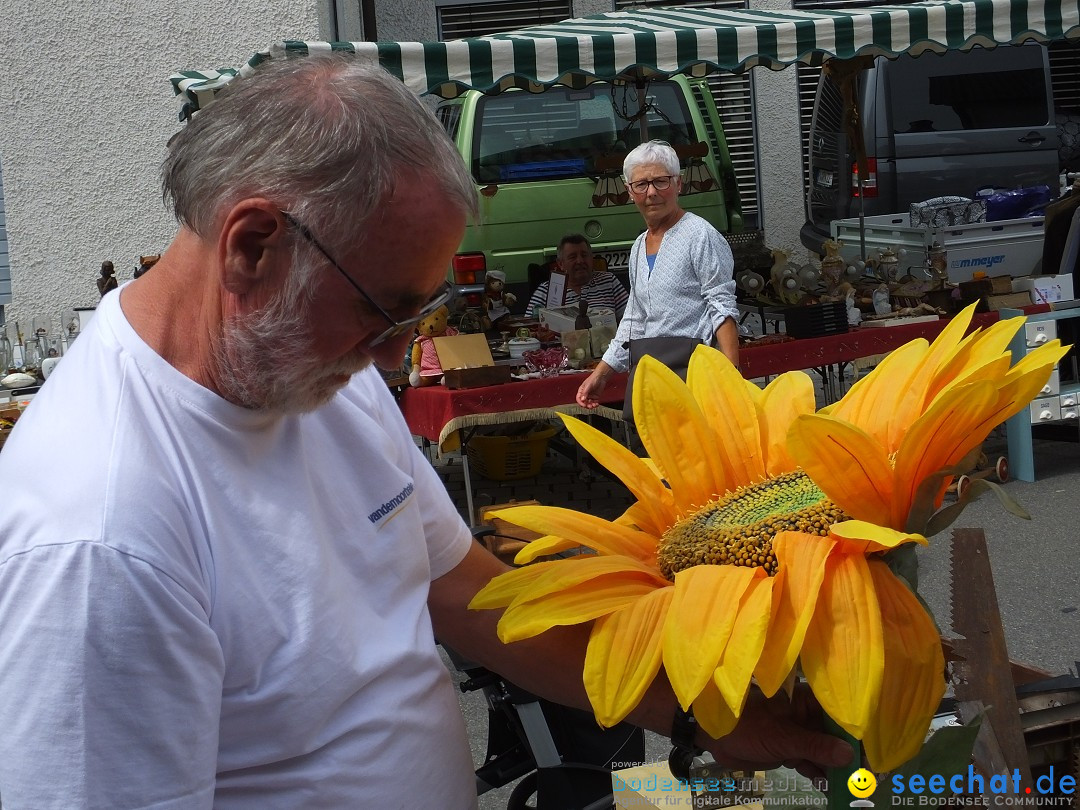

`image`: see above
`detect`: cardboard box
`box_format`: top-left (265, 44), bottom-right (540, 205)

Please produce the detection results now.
top-left (433, 333), bottom-right (511, 389)
top-left (987, 292), bottom-right (1034, 311)
top-left (1012, 274), bottom-right (1075, 305)
top-left (539, 305), bottom-right (617, 334)
top-left (442, 366), bottom-right (512, 389)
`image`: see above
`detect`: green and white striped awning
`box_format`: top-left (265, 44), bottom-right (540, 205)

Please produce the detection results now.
top-left (171, 0), bottom-right (1080, 118)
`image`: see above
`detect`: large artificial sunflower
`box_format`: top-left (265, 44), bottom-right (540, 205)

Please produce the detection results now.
top-left (469, 305), bottom-right (1066, 771)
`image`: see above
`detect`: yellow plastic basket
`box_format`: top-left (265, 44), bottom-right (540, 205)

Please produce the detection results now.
top-left (466, 425), bottom-right (558, 481)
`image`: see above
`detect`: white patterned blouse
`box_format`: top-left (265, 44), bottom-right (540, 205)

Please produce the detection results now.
top-left (601, 211), bottom-right (738, 372)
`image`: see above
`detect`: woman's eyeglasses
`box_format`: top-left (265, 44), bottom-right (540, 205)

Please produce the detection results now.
top-left (284, 213), bottom-right (455, 347)
top-left (626, 175), bottom-right (677, 195)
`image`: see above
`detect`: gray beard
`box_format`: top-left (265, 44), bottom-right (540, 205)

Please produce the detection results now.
top-left (212, 272), bottom-right (371, 414)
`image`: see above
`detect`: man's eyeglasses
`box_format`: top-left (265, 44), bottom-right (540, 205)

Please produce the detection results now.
top-left (284, 213), bottom-right (455, 347)
top-left (626, 175), bottom-right (677, 195)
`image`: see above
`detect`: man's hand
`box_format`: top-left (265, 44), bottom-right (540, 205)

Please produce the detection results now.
top-left (701, 685), bottom-right (852, 779)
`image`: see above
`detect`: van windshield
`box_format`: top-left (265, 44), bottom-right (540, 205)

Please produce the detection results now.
top-left (472, 82), bottom-right (697, 183)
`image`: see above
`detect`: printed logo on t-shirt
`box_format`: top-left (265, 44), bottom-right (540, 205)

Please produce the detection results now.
top-left (367, 481), bottom-right (415, 525)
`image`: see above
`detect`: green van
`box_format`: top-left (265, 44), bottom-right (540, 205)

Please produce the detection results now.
top-left (434, 75), bottom-right (745, 310)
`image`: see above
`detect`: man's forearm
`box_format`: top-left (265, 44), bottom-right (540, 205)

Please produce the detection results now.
top-left (431, 544), bottom-right (852, 773)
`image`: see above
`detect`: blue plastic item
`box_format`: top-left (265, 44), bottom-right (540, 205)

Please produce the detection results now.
top-left (500, 159), bottom-right (586, 180)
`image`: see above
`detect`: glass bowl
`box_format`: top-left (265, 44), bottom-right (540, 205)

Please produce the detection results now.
top-left (522, 346), bottom-right (569, 377)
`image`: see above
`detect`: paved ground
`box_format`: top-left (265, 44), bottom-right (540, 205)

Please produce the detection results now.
top-left (425, 409), bottom-right (1080, 808)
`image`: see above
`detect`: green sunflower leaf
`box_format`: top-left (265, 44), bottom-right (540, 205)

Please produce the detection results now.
top-left (905, 445), bottom-right (984, 536)
top-left (890, 712), bottom-right (983, 796)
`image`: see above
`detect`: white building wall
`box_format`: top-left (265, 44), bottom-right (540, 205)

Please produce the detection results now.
top-left (0, 0), bottom-right (811, 326)
top-left (375, 0), bottom-right (436, 41)
top-left (0, 0), bottom-right (323, 326)
top-left (750, 0), bottom-right (810, 261)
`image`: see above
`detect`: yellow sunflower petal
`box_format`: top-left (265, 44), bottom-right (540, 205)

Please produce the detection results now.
top-left (829, 520), bottom-right (927, 555)
top-left (929, 316), bottom-right (1023, 399)
top-left (468, 559), bottom-right (566, 610)
top-left (713, 573), bottom-right (775, 715)
top-left (510, 554), bottom-right (668, 606)
top-left (912, 306), bottom-right (1006, 406)
top-left (614, 502), bottom-right (655, 531)
top-left (743, 377), bottom-right (765, 406)
top-left (633, 357), bottom-right (727, 513)
top-left (863, 560), bottom-right (947, 772)
top-left (497, 575), bottom-right (664, 643)
top-left (556, 412), bottom-right (676, 537)
top-left (1004, 339), bottom-right (1069, 384)
top-left (787, 414), bottom-right (894, 526)
top-left (490, 505), bottom-right (657, 563)
top-left (584, 587), bottom-right (673, 727)
top-left (760, 372), bottom-right (817, 476)
top-left (693, 676), bottom-right (740, 740)
top-left (687, 346), bottom-right (766, 486)
top-left (755, 532), bottom-right (833, 696)
top-left (514, 535), bottom-right (581, 564)
top-left (662, 565), bottom-right (759, 711)
top-left (800, 551), bottom-right (884, 739)
top-left (891, 381), bottom-right (997, 527)
top-left (827, 339), bottom-right (928, 448)
top-left (937, 353), bottom-right (1013, 396)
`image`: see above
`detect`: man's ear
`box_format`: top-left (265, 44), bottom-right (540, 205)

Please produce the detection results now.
top-left (218, 200), bottom-right (289, 296)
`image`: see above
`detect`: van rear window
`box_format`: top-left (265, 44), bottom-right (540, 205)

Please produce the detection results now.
top-left (888, 48), bottom-right (1049, 133)
top-left (473, 83), bottom-right (697, 183)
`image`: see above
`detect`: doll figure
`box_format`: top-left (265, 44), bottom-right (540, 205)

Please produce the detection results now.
top-left (408, 305), bottom-right (458, 387)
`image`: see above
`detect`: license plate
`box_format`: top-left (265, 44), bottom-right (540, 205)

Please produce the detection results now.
top-left (596, 250), bottom-right (630, 271)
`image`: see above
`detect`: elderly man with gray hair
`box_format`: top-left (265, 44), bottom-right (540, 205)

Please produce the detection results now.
top-left (0, 61), bottom-right (848, 808)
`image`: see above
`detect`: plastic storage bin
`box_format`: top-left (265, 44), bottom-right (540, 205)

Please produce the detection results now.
top-left (466, 425), bottom-right (558, 481)
top-left (783, 302), bottom-right (848, 339)
top-left (831, 214), bottom-right (1046, 282)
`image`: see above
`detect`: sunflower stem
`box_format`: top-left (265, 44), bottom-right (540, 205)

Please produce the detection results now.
top-left (824, 715), bottom-right (861, 810)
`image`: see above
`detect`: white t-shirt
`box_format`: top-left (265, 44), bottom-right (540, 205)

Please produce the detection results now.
top-left (0, 290), bottom-right (476, 808)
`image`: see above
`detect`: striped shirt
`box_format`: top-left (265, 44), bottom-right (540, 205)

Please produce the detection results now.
top-left (527, 271), bottom-right (630, 319)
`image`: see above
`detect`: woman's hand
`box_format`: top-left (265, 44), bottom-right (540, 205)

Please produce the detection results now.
top-left (576, 362), bottom-right (613, 408)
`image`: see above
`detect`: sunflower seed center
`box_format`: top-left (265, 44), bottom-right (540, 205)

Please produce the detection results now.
top-left (656, 471), bottom-right (850, 580)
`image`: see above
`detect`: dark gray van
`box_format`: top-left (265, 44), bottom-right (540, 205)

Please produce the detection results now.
top-left (801, 44), bottom-right (1060, 254)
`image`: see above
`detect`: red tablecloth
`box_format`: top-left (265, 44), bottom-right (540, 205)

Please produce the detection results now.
top-left (400, 371), bottom-right (628, 445)
top-left (739, 311), bottom-right (999, 378)
top-left (399, 311), bottom-right (1008, 445)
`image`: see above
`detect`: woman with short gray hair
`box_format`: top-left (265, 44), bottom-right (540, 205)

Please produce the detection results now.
top-left (575, 139), bottom-right (739, 412)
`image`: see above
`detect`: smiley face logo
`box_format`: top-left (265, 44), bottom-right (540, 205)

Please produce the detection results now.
top-left (847, 768), bottom-right (877, 799)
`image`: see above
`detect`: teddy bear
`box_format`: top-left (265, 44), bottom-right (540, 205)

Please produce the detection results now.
top-left (409, 305), bottom-right (458, 387)
top-left (481, 270), bottom-right (517, 331)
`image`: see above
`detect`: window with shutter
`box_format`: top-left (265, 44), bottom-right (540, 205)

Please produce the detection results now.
top-left (614, 0), bottom-right (758, 227)
top-left (436, 0), bottom-right (571, 40)
top-left (1049, 40), bottom-right (1080, 112)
